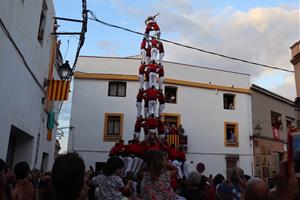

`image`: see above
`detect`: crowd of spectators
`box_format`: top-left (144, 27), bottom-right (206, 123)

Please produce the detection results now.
top-left (0, 151), bottom-right (299, 200)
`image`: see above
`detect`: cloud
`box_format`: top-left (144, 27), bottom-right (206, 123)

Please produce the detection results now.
top-left (98, 40), bottom-right (120, 56)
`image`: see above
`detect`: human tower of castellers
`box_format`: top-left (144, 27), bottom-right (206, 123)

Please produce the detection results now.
top-left (109, 13), bottom-right (189, 180)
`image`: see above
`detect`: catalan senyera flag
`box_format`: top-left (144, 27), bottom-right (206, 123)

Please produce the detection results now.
top-left (47, 80), bottom-right (70, 101)
top-left (167, 134), bottom-right (180, 149)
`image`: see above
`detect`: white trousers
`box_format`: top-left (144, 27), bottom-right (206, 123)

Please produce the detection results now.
top-left (144, 106), bottom-right (149, 118)
top-left (149, 72), bottom-right (157, 88)
top-left (182, 161), bottom-right (189, 178)
top-left (158, 103), bottom-right (165, 115)
top-left (151, 47), bottom-right (158, 61)
top-left (146, 56), bottom-right (151, 64)
top-left (149, 100), bottom-right (157, 116)
top-left (158, 77), bottom-right (164, 90)
top-left (155, 30), bottom-right (161, 39)
top-left (172, 160), bottom-right (183, 179)
top-left (134, 132), bottom-right (140, 140)
top-left (144, 81), bottom-right (149, 89)
top-left (136, 101), bottom-right (142, 117)
top-left (159, 52), bottom-right (165, 65)
top-left (125, 157), bottom-right (144, 177)
top-left (138, 74), bottom-right (144, 89)
top-left (141, 49), bottom-right (146, 63)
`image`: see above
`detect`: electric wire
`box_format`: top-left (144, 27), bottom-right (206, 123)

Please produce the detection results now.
top-left (87, 10), bottom-right (294, 74)
top-left (0, 18), bottom-right (46, 93)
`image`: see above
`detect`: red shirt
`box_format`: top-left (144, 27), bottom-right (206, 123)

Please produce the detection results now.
top-left (157, 67), bottom-right (164, 77)
top-left (148, 62), bottom-right (158, 73)
top-left (141, 39), bottom-right (146, 49)
top-left (176, 150), bottom-right (186, 162)
top-left (146, 88), bottom-right (159, 100)
top-left (169, 126), bottom-right (178, 135)
top-left (158, 41), bottom-right (164, 53)
top-left (147, 142), bottom-right (162, 152)
top-left (136, 90), bottom-right (144, 102)
top-left (145, 67), bottom-right (150, 81)
top-left (168, 147), bottom-right (177, 161)
top-left (146, 117), bottom-right (158, 129)
top-left (125, 143), bottom-right (145, 156)
top-left (134, 118), bottom-right (143, 132)
top-left (151, 39), bottom-right (158, 48)
top-left (158, 91), bottom-right (165, 104)
top-left (157, 119), bottom-right (164, 135)
top-left (142, 120), bottom-right (149, 135)
top-left (109, 143), bottom-right (124, 156)
top-left (146, 47), bottom-right (151, 56)
top-left (139, 63), bottom-right (146, 74)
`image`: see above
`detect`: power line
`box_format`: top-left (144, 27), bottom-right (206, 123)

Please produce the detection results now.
top-left (63, 36), bottom-right (70, 60)
top-left (0, 18), bottom-right (45, 93)
top-left (87, 11), bottom-right (294, 74)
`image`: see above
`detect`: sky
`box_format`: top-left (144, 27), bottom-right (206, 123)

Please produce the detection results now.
top-left (54, 0), bottom-right (300, 153)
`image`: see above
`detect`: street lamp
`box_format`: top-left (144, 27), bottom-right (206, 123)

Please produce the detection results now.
top-left (59, 60), bottom-right (72, 80)
top-left (254, 124), bottom-right (262, 136)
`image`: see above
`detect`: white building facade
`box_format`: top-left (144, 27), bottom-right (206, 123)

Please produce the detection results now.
top-left (0, 0), bottom-right (61, 171)
top-left (69, 56), bottom-right (253, 177)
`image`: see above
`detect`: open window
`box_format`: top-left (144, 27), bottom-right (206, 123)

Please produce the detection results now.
top-left (286, 116), bottom-right (295, 130)
top-left (165, 86), bottom-right (177, 104)
top-left (103, 113), bottom-right (123, 142)
top-left (162, 113), bottom-right (180, 127)
top-left (271, 111), bottom-right (282, 130)
top-left (37, 0), bottom-right (48, 43)
top-left (108, 81), bottom-right (126, 97)
top-left (224, 122), bottom-right (239, 147)
top-left (223, 93), bottom-right (235, 110)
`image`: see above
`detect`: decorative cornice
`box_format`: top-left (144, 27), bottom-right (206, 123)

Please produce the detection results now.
top-left (74, 72), bottom-right (251, 94)
top-left (291, 52), bottom-right (300, 65)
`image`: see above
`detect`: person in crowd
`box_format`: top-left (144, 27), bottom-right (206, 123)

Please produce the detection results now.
top-left (109, 140), bottom-right (125, 157)
top-left (170, 124), bottom-right (178, 135)
top-left (216, 180), bottom-right (234, 200)
top-left (157, 65), bottom-right (164, 91)
top-left (13, 161), bottom-right (35, 200)
top-left (158, 89), bottom-right (165, 115)
top-left (206, 174), bottom-right (225, 200)
top-left (180, 171), bottom-right (204, 200)
top-left (157, 116), bottom-right (165, 138)
top-left (230, 167), bottom-right (246, 200)
top-left (270, 161), bottom-right (299, 200)
top-left (138, 63), bottom-right (146, 90)
top-left (177, 124), bottom-right (185, 135)
top-left (0, 159), bottom-right (8, 200)
top-left (124, 141), bottom-right (146, 178)
top-left (136, 89), bottom-right (144, 117)
top-left (244, 177), bottom-right (269, 200)
top-left (150, 37), bottom-right (159, 62)
top-left (144, 13), bottom-right (160, 39)
top-left (140, 38), bottom-right (148, 64)
top-left (147, 61), bottom-right (158, 88)
top-left (140, 150), bottom-right (183, 200)
top-left (93, 157), bottom-right (132, 200)
top-left (157, 40), bottom-right (165, 66)
top-left (144, 65), bottom-right (150, 90)
top-left (164, 122), bottom-right (171, 135)
top-left (51, 153), bottom-right (85, 200)
top-left (134, 116), bottom-right (144, 141)
top-left (146, 114), bottom-right (158, 136)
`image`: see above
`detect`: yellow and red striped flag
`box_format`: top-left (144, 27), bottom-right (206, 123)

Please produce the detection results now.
top-left (167, 134), bottom-right (180, 149)
top-left (47, 80), bottom-right (70, 101)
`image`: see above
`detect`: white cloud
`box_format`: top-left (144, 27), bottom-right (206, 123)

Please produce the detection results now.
top-left (98, 40), bottom-right (120, 56)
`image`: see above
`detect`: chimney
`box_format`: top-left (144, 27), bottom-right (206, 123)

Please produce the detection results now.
top-left (290, 41), bottom-right (300, 127)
